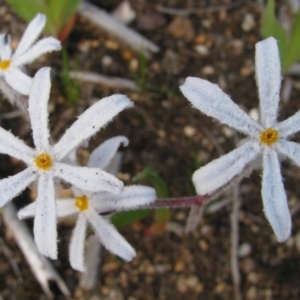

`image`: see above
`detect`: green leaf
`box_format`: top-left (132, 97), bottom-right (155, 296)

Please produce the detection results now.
top-left (6, 0), bottom-right (81, 36)
top-left (46, 0), bottom-right (81, 35)
top-left (133, 167), bottom-right (170, 230)
top-left (6, 0), bottom-right (46, 22)
top-left (282, 10), bottom-right (300, 72)
top-left (133, 167), bottom-right (169, 198)
top-left (261, 0), bottom-right (288, 63)
top-left (111, 210), bottom-right (150, 227)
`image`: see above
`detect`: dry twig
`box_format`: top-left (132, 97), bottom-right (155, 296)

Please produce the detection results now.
top-left (79, 235), bottom-right (102, 290)
top-left (78, 1), bottom-right (160, 58)
top-left (68, 70), bottom-right (139, 91)
top-left (156, 1), bottom-right (246, 16)
top-left (230, 184), bottom-right (241, 300)
top-left (2, 203), bottom-right (70, 299)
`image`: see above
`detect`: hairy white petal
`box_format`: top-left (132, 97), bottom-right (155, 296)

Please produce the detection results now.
top-left (255, 37), bottom-right (281, 127)
top-left (0, 34), bottom-right (12, 60)
top-left (86, 209), bottom-right (136, 261)
top-left (55, 163), bottom-right (124, 194)
top-left (5, 68), bottom-right (32, 95)
top-left (88, 136), bottom-right (129, 169)
top-left (0, 167), bottom-right (36, 207)
top-left (262, 148), bottom-right (291, 242)
top-left (54, 95), bottom-right (133, 160)
top-left (34, 175), bottom-right (57, 259)
top-left (275, 110), bottom-right (300, 138)
top-left (13, 13), bottom-right (46, 58)
top-left (56, 199), bottom-right (78, 218)
top-left (18, 202), bottom-right (35, 219)
top-left (275, 140), bottom-right (300, 167)
top-left (92, 185), bottom-right (156, 212)
top-left (69, 214), bottom-right (87, 272)
top-left (0, 127), bottom-right (34, 164)
top-left (180, 77), bottom-right (262, 136)
top-left (28, 67), bottom-right (50, 151)
top-left (193, 141), bottom-right (261, 195)
top-left (12, 37), bottom-right (61, 67)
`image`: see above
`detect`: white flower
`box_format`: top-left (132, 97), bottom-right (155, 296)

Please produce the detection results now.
top-left (0, 67), bottom-right (133, 259)
top-left (19, 136), bottom-right (157, 271)
top-left (180, 37), bottom-right (300, 243)
top-left (0, 13), bottom-right (61, 95)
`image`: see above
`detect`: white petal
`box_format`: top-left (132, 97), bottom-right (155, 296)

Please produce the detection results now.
top-left (91, 185), bottom-right (156, 213)
top-left (69, 214), bottom-right (87, 272)
top-left (33, 175), bottom-right (57, 259)
top-left (88, 136), bottom-right (129, 169)
top-left (0, 167), bottom-right (36, 207)
top-left (275, 111), bottom-right (300, 138)
top-left (193, 141), bottom-right (261, 195)
top-left (262, 148), bottom-right (291, 242)
top-left (0, 126), bottom-right (35, 164)
top-left (28, 67), bottom-right (51, 151)
top-left (56, 199), bottom-right (78, 218)
top-left (275, 140), bottom-right (300, 167)
top-left (54, 95), bottom-right (133, 160)
top-left (5, 68), bottom-right (32, 95)
top-left (55, 163), bottom-right (124, 194)
top-left (12, 37), bottom-right (61, 67)
top-left (180, 77), bottom-right (262, 136)
top-left (0, 34), bottom-right (12, 60)
top-left (13, 13), bottom-right (46, 58)
top-left (86, 208), bottom-right (136, 261)
top-left (255, 37), bottom-right (282, 127)
top-left (18, 202), bottom-right (35, 219)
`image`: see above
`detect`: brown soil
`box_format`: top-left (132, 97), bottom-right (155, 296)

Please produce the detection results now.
top-left (1, 0), bottom-right (300, 299)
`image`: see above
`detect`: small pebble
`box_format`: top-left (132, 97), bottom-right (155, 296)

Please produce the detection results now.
top-left (112, 0), bottom-right (136, 24)
top-left (222, 127), bottom-right (233, 138)
top-left (167, 16), bottom-right (195, 41)
top-left (247, 286), bottom-right (258, 300)
top-left (194, 45), bottom-right (209, 56)
top-left (238, 243), bottom-right (252, 257)
top-left (174, 260), bottom-right (185, 272)
top-left (105, 40), bottom-right (119, 50)
top-left (202, 65), bottom-right (215, 75)
top-left (184, 125), bottom-right (196, 137)
top-left (101, 55), bottom-right (113, 67)
top-left (201, 19), bottom-right (212, 29)
top-left (242, 13), bottom-right (256, 32)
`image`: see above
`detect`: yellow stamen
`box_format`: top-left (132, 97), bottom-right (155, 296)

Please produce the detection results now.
top-left (34, 153), bottom-right (53, 170)
top-left (259, 128), bottom-right (279, 146)
top-left (0, 60), bottom-right (11, 70)
top-left (75, 196), bottom-right (89, 211)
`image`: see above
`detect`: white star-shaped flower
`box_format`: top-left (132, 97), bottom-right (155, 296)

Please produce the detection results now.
top-left (0, 67), bottom-right (133, 259)
top-left (19, 136), bottom-right (157, 271)
top-left (0, 13), bottom-right (61, 95)
top-left (180, 37), bottom-right (300, 242)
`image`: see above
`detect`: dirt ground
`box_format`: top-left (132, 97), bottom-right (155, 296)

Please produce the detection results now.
top-left (1, 0), bottom-right (300, 299)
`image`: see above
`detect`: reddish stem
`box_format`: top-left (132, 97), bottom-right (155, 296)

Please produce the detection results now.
top-left (142, 195), bottom-right (207, 209)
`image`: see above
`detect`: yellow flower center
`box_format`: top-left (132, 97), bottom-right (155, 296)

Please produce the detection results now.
top-left (75, 196), bottom-right (89, 211)
top-left (0, 60), bottom-right (11, 70)
top-left (34, 153), bottom-right (53, 170)
top-left (259, 128), bottom-right (279, 146)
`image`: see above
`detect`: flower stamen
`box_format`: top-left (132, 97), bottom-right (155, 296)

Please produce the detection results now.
top-left (34, 153), bottom-right (53, 170)
top-left (0, 60), bottom-right (11, 70)
top-left (259, 128), bottom-right (279, 146)
top-left (75, 196), bottom-right (89, 211)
